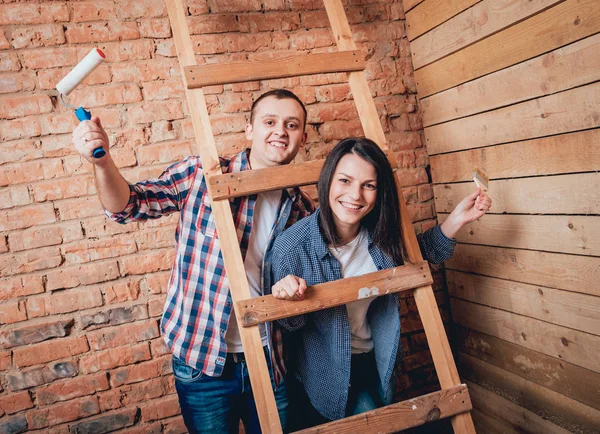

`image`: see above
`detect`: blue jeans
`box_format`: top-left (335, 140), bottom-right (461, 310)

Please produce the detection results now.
top-left (172, 351), bottom-right (288, 434)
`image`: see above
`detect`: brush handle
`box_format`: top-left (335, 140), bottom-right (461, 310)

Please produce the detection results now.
top-left (75, 108), bottom-right (105, 159)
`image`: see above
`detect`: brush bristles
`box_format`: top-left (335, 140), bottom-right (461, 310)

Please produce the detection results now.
top-left (472, 168), bottom-right (489, 191)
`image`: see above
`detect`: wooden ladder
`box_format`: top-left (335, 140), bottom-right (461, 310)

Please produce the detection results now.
top-left (165, 0), bottom-right (475, 432)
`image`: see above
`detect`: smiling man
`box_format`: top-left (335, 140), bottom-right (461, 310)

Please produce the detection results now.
top-left (72, 89), bottom-right (314, 434)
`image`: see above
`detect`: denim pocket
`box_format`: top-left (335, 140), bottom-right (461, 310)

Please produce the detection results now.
top-left (172, 355), bottom-right (204, 383)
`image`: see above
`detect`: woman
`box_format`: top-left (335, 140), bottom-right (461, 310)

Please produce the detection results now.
top-left (270, 137), bottom-right (491, 425)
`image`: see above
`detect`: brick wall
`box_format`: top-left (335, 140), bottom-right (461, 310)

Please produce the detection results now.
top-left (0, 1), bottom-right (450, 432)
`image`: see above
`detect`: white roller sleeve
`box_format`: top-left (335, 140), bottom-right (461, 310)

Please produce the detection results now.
top-left (56, 48), bottom-right (105, 96)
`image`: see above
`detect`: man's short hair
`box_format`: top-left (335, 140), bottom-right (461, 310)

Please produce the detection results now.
top-left (249, 89), bottom-right (307, 129)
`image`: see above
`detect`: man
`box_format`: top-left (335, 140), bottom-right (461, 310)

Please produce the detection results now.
top-left (73, 89), bottom-right (314, 433)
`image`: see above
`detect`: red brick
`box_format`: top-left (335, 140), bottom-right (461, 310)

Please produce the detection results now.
top-left (290, 28), bottom-right (332, 50)
top-left (387, 131), bottom-right (422, 150)
top-left (418, 184), bottom-right (434, 202)
top-left (308, 101), bottom-right (358, 123)
top-left (120, 422), bottom-right (163, 434)
top-left (30, 175), bottom-right (95, 202)
top-left (0, 117), bottom-right (42, 141)
top-left (9, 221), bottom-right (83, 252)
top-left (65, 21), bottom-right (140, 44)
top-left (141, 78), bottom-right (185, 101)
top-left (156, 40), bottom-right (177, 57)
top-left (239, 12), bottom-right (301, 32)
top-left (5, 360), bottom-right (78, 392)
top-left (0, 275), bottom-right (45, 302)
top-left (116, 0), bottom-right (166, 19)
top-left (13, 336), bottom-right (89, 368)
top-left (0, 391), bottom-right (33, 415)
top-left (70, 1), bottom-right (116, 22)
top-left (45, 260), bottom-right (120, 291)
top-left (148, 298), bottom-right (164, 318)
top-left (39, 112), bottom-right (80, 135)
top-left (141, 272), bottom-right (171, 296)
top-left (69, 407), bottom-right (138, 433)
top-left (0, 301), bottom-right (27, 325)
top-left (0, 3), bottom-right (69, 25)
top-left (207, 0), bottom-right (262, 13)
top-left (128, 100), bottom-right (184, 124)
top-left (86, 319), bottom-right (160, 351)
top-left (10, 24), bottom-right (66, 49)
top-left (320, 119), bottom-right (364, 141)
top-left (20, 46), bottom-right (78, 69)
top-left (111, 58), bottom-right (177, 83)
top-left (141, 394), bottom-right (181, 422)
top-left (96, 40), bottom-right (154, 62)
top-left (214, 132), bottom-right (248, 157)
top-left (139, 17), bottom-right (172, 38)
top-left (150, 337), bottom-right (170, 357)
top-left (68, 83), bottom-right (142, 108)
top-left (403, 186), bottom-right (418, 204)
top-left (110, 358), bottom-right (161, 387)
top-left (62, 234), bottom-right (137, 265)
top-left (55, 196), bottom-right (104, 221)
top-left (396, 168), bottom-right (429, 188)
top-left (79, 342), bottom-right (151, 374)
top-left (0, 71), bottom-right (36, 94)
top-left (0, 28), bottom-right (8, 49)
top-left (111, 147), bottom-right (138, 168)
top-left (98, 377), bottom-right (165, 411)
top-left (315, 84), bottom-right (351, 103)
top-left (0, 51), bottom-right (21, 72)
top-left (36, 373), bottom-right (109, 406)
top-left (120, 249), bottom-right (175, 276)
top-left (188, 14), bottom-right (238, 35)
top-left (27, 395), bottom-right (99, 430)
top-left (0, 351), bottom-right (11, 370)
top-left (104, 279), bottom-right (142, 304)
top-left (0, 235), bottom-right (7, 254)
top-left (0, 139), bottom-right (40, 165)
top-left (149, 120), bottom-right (178, 143)
top-left (81, 216), bottom-right (137, 239)
top-left (407, 203), bottom-right (434, 223)
top-left (27, 288), bottom-right (103, 318)
top-left (0, 185), bottom-right (32, 210)
top-left (136, 141), bottom-right (192, 166)
top-left (0, 246), bottom-right (62, 278)
top-left (0, 159), bottom-right (65, 187)
top-left (163, 415), bottom-right (187, 434)
top-left (0, 319), bottom-right (74, 349)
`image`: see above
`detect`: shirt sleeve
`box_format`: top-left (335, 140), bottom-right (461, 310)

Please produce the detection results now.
top-left (106, 156), bottom-right (201, 224)
top-left (271, 241), bottom-right (308, 331)
top-left (417, 224), bottom-right (456, 264)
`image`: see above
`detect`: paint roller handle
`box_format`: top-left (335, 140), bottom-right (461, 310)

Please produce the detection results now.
top-left (75, 108), bottom-right (106, 159)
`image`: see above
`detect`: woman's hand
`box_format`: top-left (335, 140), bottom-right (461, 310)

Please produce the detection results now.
top-left (272, 275), bottom-right (307, 301)
top-left (440, 188), bottom-right (492, 239)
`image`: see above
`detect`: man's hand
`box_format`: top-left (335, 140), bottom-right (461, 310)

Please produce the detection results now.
top-left (73, 116), bottom-right (111, 165)
top-left (272, 275), bottom-right (307, 301)
top-left (440, 188), bottom-right (492, 239)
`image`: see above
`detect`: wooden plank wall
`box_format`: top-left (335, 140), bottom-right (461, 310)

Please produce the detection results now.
top-left (402, 0), bottom-right (600, 432)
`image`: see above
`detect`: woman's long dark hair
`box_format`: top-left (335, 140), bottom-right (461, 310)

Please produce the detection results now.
top-left (318, 137), bottom-right (404, 265)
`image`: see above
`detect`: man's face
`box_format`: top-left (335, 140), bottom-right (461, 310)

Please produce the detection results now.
top-left (246, 96), bottom-right (307, 169)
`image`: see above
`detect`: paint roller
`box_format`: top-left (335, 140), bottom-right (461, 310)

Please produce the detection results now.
top-left (56, 48), bottom-right (106, 159)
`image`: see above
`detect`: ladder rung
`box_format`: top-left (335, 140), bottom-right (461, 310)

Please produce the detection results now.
top-left (237, 262), bottom-right (433, 327)
top-left (184, 50), bottom-right (365, 88)
top-left (293, 384), bottom-right (472, 434)
top-left (207, 151), bottom-right (398, 201)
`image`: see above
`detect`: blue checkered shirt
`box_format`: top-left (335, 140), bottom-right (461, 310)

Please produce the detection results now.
top-left (270, 210), bottom-right (455, 420)
top-left (106, 150), bottom-right (314, 381)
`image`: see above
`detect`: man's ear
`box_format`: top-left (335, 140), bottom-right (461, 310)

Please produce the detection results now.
top-left (245, 123), bottom-right (253, 140)
top-left (301, 131), bottom-right (308, 146)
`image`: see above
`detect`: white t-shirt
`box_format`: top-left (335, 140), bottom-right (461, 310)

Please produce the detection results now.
top-left (328, 228), bottom-right (379, 354)
top-left (225, 190), bottom-right (281, 352)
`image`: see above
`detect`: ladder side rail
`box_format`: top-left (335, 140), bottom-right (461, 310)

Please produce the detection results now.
top-left (165, 1), bottom-right (283, 433)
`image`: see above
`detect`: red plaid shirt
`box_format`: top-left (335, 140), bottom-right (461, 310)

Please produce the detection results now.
top-left (106, 150), bottom-right (314, 381)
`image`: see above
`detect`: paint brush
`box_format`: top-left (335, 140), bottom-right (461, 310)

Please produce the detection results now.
top-left (472, 168), bottom-right (489, 192)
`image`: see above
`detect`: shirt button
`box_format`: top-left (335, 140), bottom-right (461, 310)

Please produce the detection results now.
top-left (226, 301), bottom-right (231, 307)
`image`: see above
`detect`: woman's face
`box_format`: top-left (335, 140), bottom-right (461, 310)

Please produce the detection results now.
top-left (328, 153), bottom-right (378, 238)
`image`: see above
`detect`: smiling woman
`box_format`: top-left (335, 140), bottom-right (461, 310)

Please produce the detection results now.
top-left (269, 137), bottom-right (492, 428)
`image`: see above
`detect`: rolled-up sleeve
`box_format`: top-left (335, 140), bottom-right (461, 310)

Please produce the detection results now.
top-left (417, 224), bottom-right (456, 264)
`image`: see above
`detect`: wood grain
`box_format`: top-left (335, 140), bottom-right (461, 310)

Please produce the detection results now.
top-left (406, 0), bottom-right (480, 41)
top-left (451, 298), bottom-right (600, 373)
top-left (294, 385), bottom-right (472, 434)
top-left (446, 244), bottom-right (600, 297)
top-left (438, 213), bottom-right (600, 257)
top-left (411, 0), bottom-right (561, 69)
top-left (458, 353), bottom-right (600, 434)
top-left (414, 0), bottom-right (600, 96)
top-left (448, 271), bottom-right (600, 336)
top-left (237, 263), bottom-right (433, 326)
top-left (433, 173), bottom-right (600, 214)
top-left (456, 326), bottom-right (600, 410)
top-left (421, 34), bottom-right (600, 126)
top-left (425, 82), bottom-right (600, 155)
top-left (184, 51), bottom-right (365, 88)
top-left (429, 129), bottom-right (600, 183)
